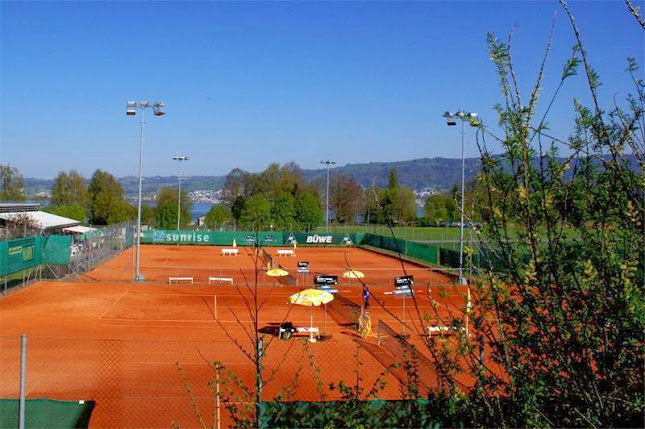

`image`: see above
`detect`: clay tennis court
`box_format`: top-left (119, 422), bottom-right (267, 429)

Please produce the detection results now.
top-left (0, 245), bottom-right (471, 428)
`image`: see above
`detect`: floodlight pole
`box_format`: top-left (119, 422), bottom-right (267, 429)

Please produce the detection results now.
top-left (172, 156), bottom-right (189, 230)
top-left (443, 110), bottom-right (477, 286)
top-left (127, 100), bottom-right (166, 282)
top-left (136, 107), bottom-right (146, 282)
top-left (321, 159), bottom-right (336, 233)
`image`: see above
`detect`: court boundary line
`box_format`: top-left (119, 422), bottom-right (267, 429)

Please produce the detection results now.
top-left (98, 290), bottom-right (217, 323)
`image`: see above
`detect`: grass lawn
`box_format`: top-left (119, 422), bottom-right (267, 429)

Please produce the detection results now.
top-left (313, 225), bottom-right (465, 243)
top-left (313, 225), bottom-right (579, 245)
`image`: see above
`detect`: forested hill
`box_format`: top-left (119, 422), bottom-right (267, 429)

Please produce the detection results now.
top-left (23, 157), bottom-right (480, 196)
top-left (302, 157), bottom-right (481, 190)
top-left (23, 155), bottom-right (639, 197)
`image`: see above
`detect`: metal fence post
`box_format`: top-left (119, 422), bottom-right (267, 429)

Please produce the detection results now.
top-left (19, 334), bottom-right (27, 429)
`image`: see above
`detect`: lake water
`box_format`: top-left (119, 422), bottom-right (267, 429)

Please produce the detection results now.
top-left (191, 202), bottom-right (213, 221)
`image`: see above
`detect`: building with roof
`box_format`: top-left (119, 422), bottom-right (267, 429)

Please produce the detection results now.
top-left (0, 203), bottom-right (81, 237)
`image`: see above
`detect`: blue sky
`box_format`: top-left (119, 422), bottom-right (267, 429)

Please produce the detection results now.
top-left (1, 1), bottom-right (643, 179)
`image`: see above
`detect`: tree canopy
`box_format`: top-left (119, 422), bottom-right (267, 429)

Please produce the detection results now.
top-left (0, 165), bottom-right (26, 202)
top-left (88, 170), bottom-right (135, 225)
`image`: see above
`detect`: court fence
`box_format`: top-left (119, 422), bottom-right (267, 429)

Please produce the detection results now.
top-left (0, 221), bottom-right (135, 295)
top-left (1, 224), bottom-right (511, 295)
top-left (1, 332), bottom-right (464, 428)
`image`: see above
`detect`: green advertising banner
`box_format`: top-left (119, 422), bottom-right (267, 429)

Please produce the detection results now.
top-left (1, 236), bottom-right (42, 276)
top-left (140, 230), bottom-right (364, 247)
top-left (285, 232), bottom-right (358, 246)
top-left (142, 230), bottom-right (286, 246)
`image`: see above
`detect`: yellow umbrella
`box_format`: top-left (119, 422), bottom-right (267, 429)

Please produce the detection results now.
top-left (343, 270), bottom-right (365, 279)
top-left (289, 289), bottom-right (334, 334)
top-left (289, 289), bottom-right (334, 306)
top-left (267, 268), bottom-right (289, 277)
top-left (343, 270), bottom-right (364, 285)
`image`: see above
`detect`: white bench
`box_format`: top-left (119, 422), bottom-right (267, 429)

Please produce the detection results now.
top-left (221, 248), bottom-right (239, 256)
top-left (276, 249), bottom-right (295, 257)
top-left (427, 326), bottom-right (468, 336)
top-left (169, 277), bottom-right (194, 284)
top-left (279, 326), bottom-right (320, 342)
top-left (209, 277), bottom-right (234, 285)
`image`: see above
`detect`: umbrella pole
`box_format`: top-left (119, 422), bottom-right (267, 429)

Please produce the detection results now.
top-left (323, 303), bottom-right (327, 334)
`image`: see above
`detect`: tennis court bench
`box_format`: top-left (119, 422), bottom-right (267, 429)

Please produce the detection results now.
top-left (279, 325), bottom-right (320, 342)
top-left (276, 249), bottom-right (295, 257)
top-left (221, 248), bottom-right (239, 256)
top-left (427, 326), bottom-right (469, 336)
top-left (169, 277), bottom-right (194, 284)
top-left (209, 277), bottom-right (234, 285)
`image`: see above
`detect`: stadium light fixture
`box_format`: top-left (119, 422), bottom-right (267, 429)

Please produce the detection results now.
top-left (443, 110), bottom-right (477, 286)
top-left (320, 159), bottom-right (336, 233)
top-left (172, 156), bottom-right (190, 230)
top-left (126, 99), bottom-right (167, 282)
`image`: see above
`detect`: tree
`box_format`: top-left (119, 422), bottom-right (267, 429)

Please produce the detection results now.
top-left (154, 203), bottom-right (177, 230)
top-left (271, 193), bottom-right (295, 230)
top-left (205, 204), bottom-right (231, 230)
top-left (222, 168), bottom-right (249, 204)
top-left (424, 194), bottom-right (457, 224)
top-left (43, 203), bottom-right (86, 222)
top-left (330, 174), bottom-right (364, 224)
top-left (0, 165), bottom-right (26, 202)
top-left (240, 195), bottom-right (271, 230)
top-left (140, 204), bottom-right (156, 226)
top-left (1, 212), bottom-right (38, 239)
top-left (88, 170), bottom-right (134, 225)
top-left (388, 168), bottom-right (399, 190)
top-left (154, 186), bottom-right (192, 229)
top-left (231, 196), bottom-right (246, 229)
top-left (294, 191), bottom-right (322, 231)
top-left (429, 7), bottom-right (644, 427)
top-left (391, 187), bottom-right (417, 223)
top-left (51, 170), bottom-right (87, 207)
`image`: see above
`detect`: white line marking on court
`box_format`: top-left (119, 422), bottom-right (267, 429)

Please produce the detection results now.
top-left (125, 291), bottom-right (217, 298)
top-left (100, 317), bottom-right (218, 323)
top-left (98, 289), bottom-right (129, 320)
top-left (139, 361), bottom-right (251, 365)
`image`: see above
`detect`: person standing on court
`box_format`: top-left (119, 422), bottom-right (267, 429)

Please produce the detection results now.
top-left (363, 285), bottom-right (370, 309)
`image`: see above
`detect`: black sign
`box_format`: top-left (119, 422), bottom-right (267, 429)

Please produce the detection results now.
top-left (298, 261), bottom-right (309, 268)
top-left (245, 235), bottom-right (256, 243)
top-left (394, 275), bottom-right (414, 288)
top-left (313, 274), bottom-right (338, 286)
top-left (264, 235), bottom-right (274, 243)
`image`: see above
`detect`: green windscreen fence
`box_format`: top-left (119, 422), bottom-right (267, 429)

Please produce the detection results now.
top-left (0, 399), bottom-right (94, 429)
top-left (41, 235), bottom-right (72, 265)
top-left (0, 237), bottom-right (42, 277)
top-left (361, 233), bottom-right (439, 265)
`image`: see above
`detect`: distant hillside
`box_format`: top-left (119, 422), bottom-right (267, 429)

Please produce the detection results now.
top-left (117, 175), bottom-right (226, 196)
top-left (23, 158), bottom-right (477, 197)
top-left (23, 155), bottom-right (639, 198)
top-left (23, 175), bottom-right (226, 198)
top-left (302, 157), bottom-right (481, 190)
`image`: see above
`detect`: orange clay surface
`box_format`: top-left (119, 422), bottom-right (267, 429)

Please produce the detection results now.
top-left (0, 245), bottom-right (472, 428)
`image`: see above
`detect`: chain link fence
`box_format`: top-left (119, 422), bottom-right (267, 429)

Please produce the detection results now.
top-left (1, 332), bottom-right (447, 428)
top-left (1, 221), bottom-right (135, 295)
